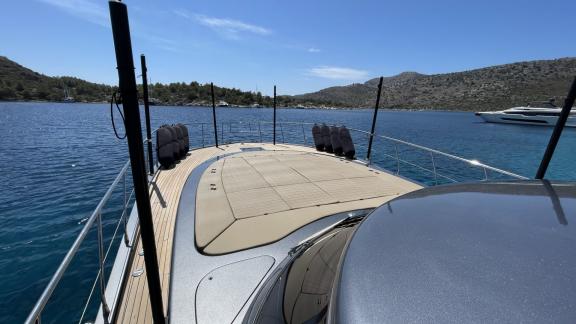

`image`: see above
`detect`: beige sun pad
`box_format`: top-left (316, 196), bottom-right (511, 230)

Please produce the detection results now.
top-left (315, 176), bottom-right (406, 202)
top-left (196, 150), bottom-right (422, 254)
top-left (244, 156), bottom-right (308, 186)
top-left (221, 157), bottom-right (269, 192)
top-left (273, 183), bottom-right (337, 208)
top-left (227, 187), bottom-right (291, 219)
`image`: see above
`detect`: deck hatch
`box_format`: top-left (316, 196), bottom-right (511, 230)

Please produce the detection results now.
top-left (240, 147), bottom-right (264, 152)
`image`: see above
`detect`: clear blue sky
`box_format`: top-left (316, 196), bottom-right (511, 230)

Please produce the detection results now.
top-left (2, 0), bottom-right (575, 95)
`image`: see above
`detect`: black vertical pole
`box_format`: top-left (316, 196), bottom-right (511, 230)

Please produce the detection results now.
top-left (366, 76), bottom-right (384, 162)
top-left (108, 2), bottom-right (166, 324)
top-left (211, 82), bottom-right (219, 147)
top-left (536, 76), bottom-right (576, 179)
top-left (273, 85), bottom-right (277, 145)
top-left (140, 54), bottom-right (154, 175)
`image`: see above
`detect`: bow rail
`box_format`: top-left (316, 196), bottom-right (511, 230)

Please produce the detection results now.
top-left (27, 119), bottom-right (526, 324)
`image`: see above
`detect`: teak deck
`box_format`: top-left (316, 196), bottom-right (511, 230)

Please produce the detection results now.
top-left (114, 143), bottom-right (422, 323)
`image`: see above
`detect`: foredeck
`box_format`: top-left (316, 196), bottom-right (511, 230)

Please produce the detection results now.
top-left (115, 145), bottom-right (221, 323)
top-left (114, 143), bottom-right (422, 323)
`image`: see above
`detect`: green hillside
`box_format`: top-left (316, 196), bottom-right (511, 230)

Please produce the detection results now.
top-left (296, 58), bottom-right (576, 111)
top-left (0, 56), bottom-right (113, 102)
top-left (0, 56), bottom-right (320, 107)
top-left (3, 55), bottom-right (576, 111)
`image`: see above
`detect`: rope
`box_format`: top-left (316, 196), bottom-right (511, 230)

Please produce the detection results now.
top-left (110, 91), bottom-right (127, 139)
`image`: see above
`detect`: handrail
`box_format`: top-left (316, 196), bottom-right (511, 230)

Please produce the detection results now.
top-left (217, 121), bottom-right (526, 180)
top-left (346, 127), bottom-right (527, 180)
top-left (148, 121), bottom-right (526, 181)
top-left (28, 118), bottom-right (528, 323)
top-left (25, 160), bottom-right (132, 324)
top-left (78, 187), bottom-right (135, 324)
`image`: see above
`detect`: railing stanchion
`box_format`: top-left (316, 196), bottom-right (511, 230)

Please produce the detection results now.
top-left (124, 171), bottom-right (127, 205)
top-left (536, 76), bottom-right (576, 179)
top-left (394, 143), bottom-right (400, 174)
top-left (221, 122), bottom-right (224, 144)
top-left (302, 123), bottom-right (307, 145)
top-left (273, 85), bottom-right (277, 145)
top-left (211, 83), bottom-right (219, 148)
top-left (123, 172), bottom-right (130, 246)
top-left (258, 121), bottom-right (262, 143)
top-left (483, 167), bottom-right (489, 181)
top-left (201, 123), bottom-right (205, 148)
top-left (365, 133), bottom-right (372, 165)
top-left (97, 213), bottom-right (111, 324)
top-left (367, 76), bottom-right (384, 162)
top-left (430, 152), bottom-right (438, 185)
top-left (140, 55), bottom-right (154, 176)
top-left (109, 2), bottom-right (166, 323)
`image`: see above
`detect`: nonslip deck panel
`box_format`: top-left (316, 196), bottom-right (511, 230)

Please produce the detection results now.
top-left (114, 143), bottom-right (422, 324)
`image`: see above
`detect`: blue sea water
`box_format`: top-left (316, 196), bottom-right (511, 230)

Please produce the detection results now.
top-left (0, 102), bottom-right (574, 323)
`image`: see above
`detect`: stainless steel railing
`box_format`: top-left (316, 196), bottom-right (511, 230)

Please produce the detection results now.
top-left (26, 161), bottom-right (135, 324)
top-left (28, 119), bottom-right (526, 324)
top-left (172, 121), bottom-right (527, 184)
top-left (348, 127), bottom-right (528, 184)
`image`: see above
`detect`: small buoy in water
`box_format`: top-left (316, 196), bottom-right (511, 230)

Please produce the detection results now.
top-left (71, 164), bottom-right (76, 167)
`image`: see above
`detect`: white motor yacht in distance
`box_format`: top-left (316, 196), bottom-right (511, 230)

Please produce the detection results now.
top-left (475, 100), bottom-right (576, 127)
